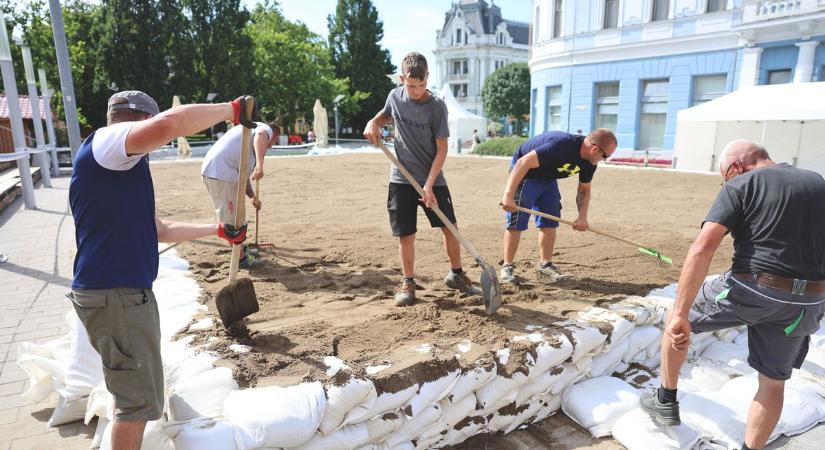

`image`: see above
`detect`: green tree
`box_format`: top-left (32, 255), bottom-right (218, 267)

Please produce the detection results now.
top-left (247, 2), bottom-right (360, 131)
top-left (481, 63), bottom-right (530, 134)
top-left (327, 0), bottom-right (394, 135)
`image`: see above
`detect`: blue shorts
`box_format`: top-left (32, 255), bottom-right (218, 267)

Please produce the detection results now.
top-left (505, 179), bottom-right (561, 231)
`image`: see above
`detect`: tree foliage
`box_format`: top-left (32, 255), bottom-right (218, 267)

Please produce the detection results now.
top-left (481, 62), bottom-right (530, 121)
top-left (327, 0), bottom-right (394, 134)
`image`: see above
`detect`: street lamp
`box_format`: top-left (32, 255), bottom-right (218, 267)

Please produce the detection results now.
top-left (333, 94), bottom-right (345, 146)
top-left (206, 92), bottom-right (218, 140)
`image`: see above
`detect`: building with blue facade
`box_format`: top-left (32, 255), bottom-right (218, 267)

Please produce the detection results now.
top-left (529, 0), bottom-right (825, 159)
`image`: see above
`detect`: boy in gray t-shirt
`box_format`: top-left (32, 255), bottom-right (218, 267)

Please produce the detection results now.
top-left (364, 52), bottom-right (481, 306)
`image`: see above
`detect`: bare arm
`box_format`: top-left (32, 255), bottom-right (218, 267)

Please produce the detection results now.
top-left (126, 103), bottom-right (234, 155)
top-left (672, 222), bottom-right (728, 317)
top-left (250, 130), bottom-right (268, 180)
top-left (156, 216), bottom-right (218, 244)
top-left (364, 111), bottom-right (393, 145)
top-left (500, 150), bottom-right (539, 211)
top-left (572, 182), bottom-right (592, 230)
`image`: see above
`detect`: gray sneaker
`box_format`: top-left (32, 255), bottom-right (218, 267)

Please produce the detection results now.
top-left (444, 271), bottom-right (482, 296)
top-left (500, 264), bottom-right (516, 284)
top-left (639, 389), bottom-right (681, 426)
top-left (394, 279), bottom-right (416, 306)
top-left (537, 262), bottom-right (570, 281)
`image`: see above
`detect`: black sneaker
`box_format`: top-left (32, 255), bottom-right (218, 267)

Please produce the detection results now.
top-left (639, 389), bottom-right (681, 426)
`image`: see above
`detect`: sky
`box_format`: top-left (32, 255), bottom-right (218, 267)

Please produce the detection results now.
top-left (243, 0), bottom-right (531, 72)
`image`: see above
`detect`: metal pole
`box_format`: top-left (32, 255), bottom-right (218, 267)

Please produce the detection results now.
top-left (48, 0), bottom-right (82, 162)
top-left (0, 12), bottom-right (36, 209)
top-left (19, 41), bottom-right (51, 187)
top-left (334, 104), bottom-right (339, 146)
top-left (38, 68), bottom-right (59, 176)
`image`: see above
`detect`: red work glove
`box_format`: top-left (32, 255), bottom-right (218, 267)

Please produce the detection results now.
top-left (230, 96), bottom-right (260, 129)
top-left (218, 223), bottom-right (248, 245)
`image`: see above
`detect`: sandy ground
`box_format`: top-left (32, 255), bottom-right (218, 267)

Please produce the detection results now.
top-left (151, 154), bottom-right (730, 384)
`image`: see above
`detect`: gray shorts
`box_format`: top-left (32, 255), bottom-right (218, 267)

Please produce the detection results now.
top-left (691, 273), bottom-right (825, 380)
top-left (68, 288), bottom-right (164, 421)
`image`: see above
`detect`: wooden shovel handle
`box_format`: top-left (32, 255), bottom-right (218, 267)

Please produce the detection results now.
top-left (229, 97), bottom-right (256, 283)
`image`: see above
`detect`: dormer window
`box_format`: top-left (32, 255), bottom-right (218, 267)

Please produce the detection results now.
top-left (497, 32), bottom-right (504, 45)
top-left (456, 29), bottom-right (462, 44)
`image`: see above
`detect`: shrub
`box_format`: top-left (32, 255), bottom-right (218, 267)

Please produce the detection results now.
top-left (475, 136), bottom-right (527, 156)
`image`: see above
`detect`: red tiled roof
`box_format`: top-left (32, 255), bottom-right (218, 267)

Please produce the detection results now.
top-left (0, 95), bottom-right (50, 120)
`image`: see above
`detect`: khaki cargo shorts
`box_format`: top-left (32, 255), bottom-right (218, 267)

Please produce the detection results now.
top-left (203, 176), bottom-right (241, 224)
top-left (68, 288), bottom-right (163, 421)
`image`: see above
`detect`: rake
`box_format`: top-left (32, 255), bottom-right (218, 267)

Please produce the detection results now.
top-left (513, 206), bottom-right (673, 267)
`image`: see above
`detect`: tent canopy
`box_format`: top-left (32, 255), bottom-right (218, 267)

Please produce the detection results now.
top-left (678, 82), bottom-right (825, 122)
top-left (437, 84), bottom-right (487, 153)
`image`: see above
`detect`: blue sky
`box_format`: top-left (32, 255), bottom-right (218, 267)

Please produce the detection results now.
top-left (243, 0), bottom-right (531, 72)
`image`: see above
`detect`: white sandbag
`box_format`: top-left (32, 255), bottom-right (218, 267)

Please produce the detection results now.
top-left (170, 418), bottom-right (239, 450)
top-left (357, 384), bottom-right (418, 421)
top-left (608, 296), bottom-right (668, 326)
top-left (550, 358), bottom-right (592, 395)
top-left (688, 332), bottom-right (717, 357)
top-left (62, 312), bottom-right (104, 402)
top-left (612, 408), bottom-right (700, 450)
top-left (320, 374), bottom-right (376, 434)
top-left (554, 320), bottom-right (607, 362)
top-left (647, 284), bottom-right (677, 299)
top-left (486, 403), bottom-right (519, 433)
top-left (561, 376), bottom-right (639, 438)
top-left (475, 371), bottom-right (527, 412)
top-left (446, 360), bottom-right (496, 403)
top-left (17, 336), bottom-right (71, 402)
top-left (293, 424), bottom-right (370, 450)
top-left (438, 416), bottom-right (486, 447)
top-left (438, 394), bottom-right (476, 429)
top-left (680, 388), bottom-right (782, 448)
top-left (47, 394), bottom-right (86, 427)
top-left (578, 307), bottom-right (635, 351)
top-left (590, 339), bottom-right (630, 378)
top-left (366, 412), bottom-right (404, 442)
top-left (168, 366), bottom-right (237, 422)
top-left (700, 341), bottom-right (751, 373)
top-left (85, 381), bottom-right (114, 424)
top-left (384, 404), bottom-right (441, 448)
top-left (162, 343), bottom-right (217, 390)
top-left (679, 356), bottom-right (745, 391)
top-left (406, 368), bottom-right (459, 418)
top-left (622, 326), bottom-right (661, 363)
top-left (515, 365), bottom-right (565, 405)
top-left (532, 392), bottom-right (562, 423)
top-left (91, 417), bottom-right (109, 449)
top-left (801, 345), bottom-right (825, 380)
top-left (714, 328), bottom-right (739, 343)
top-left (512, 333), bottom-right (574, 380)
top-left (504, 395), bottom-right (545, 434)
top-left (733, 330), bottom-right (748, 347)
top-left (224, 381), bottom-right (326, 449)
top-left (100, 419), bottom-right (174, 450)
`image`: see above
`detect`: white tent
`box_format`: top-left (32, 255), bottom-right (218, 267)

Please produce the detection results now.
top-left (437, 83), bottom-right (488, 154)
top-left (673, 82), bottom-right (825, 175)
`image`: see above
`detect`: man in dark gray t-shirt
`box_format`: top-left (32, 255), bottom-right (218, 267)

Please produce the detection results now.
top-left (364, 52), bottom-right (481, 307)
top-left (641, 139), bottom-right (825, 450)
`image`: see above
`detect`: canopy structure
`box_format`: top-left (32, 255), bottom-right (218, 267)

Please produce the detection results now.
top-left (673, 82), bottom-right (825, 175)
top-left (437, 84), bottom-right (487, 154)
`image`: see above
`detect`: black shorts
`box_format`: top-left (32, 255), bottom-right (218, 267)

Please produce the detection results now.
top-left (387, 182), bottom-right (457, 237)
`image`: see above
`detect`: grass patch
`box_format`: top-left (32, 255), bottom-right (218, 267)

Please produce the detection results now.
top-left (475, 136), bottom-right (527, 156)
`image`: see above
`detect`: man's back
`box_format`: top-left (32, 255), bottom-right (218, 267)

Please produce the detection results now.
top-left (707, 164), bottom-right (825, 280)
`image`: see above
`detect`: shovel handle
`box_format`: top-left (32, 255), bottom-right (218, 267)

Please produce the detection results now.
top-left (376, 142), bottom-right (482, 261)
top-left (229, 97), bottom-right (256, 283)
top-left (255, 178), bottom-right (260, 246)
top-left (513, 206), bottom-right (649, 250)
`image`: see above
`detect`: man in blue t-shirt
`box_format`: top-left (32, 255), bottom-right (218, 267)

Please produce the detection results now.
top-left (69, 91), bottom-right (256, 450)
top-left (499, 128), bottom-right (617, 283)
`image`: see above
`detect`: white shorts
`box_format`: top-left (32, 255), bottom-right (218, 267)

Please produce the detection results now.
top-left (202, 177), bottom-right (243, 224)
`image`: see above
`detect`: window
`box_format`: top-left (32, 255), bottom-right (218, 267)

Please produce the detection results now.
top-left (452, 84), bottom-right (468, 98)
top-left (497, 32), bottom-right (504, 45)
top-left (652, 0), bottom-right (669, 21)
top-left (706, 0), bottom-right (726, 13)
top-left (553, 0), bottom-right (563, 39)
top-left (767, 69), bottom-right (791, 85)
top-left (495, 60), bottom-right (505, 70)
top-left (456, 29), bottom-right (462, 44)
top-left (452, 60), bottom-right (468, 75)
top-left (639, 80), bottom-right (669, 149)
top-left (692, 75), bottom-right (726, 106)
top-left (604, 0), bottom-right (619, 29)
top-left (595, 82), bottom-right (619, 131)
top-left (545, 86), bottom-right (563, 132)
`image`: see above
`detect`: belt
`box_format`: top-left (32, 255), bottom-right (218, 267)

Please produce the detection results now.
top-left (734, 272), bottom-right (825, 295)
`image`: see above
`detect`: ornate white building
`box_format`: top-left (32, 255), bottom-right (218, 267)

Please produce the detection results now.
top-left (433, 0), bottom-right (530, 115)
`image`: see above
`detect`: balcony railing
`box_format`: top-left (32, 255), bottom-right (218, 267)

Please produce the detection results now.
top-left (742, 0), bottom-right (821, 23)
top-left (448, 72), bottom-right (468, 81)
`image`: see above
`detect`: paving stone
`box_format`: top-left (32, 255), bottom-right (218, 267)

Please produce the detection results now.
top-left (0, 381), bottom-right (24, 397)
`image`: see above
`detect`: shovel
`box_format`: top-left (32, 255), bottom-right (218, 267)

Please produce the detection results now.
top-left (215, 96), bottom-right (260, 327)
top-left (376, 142), bottom-right (502, 315)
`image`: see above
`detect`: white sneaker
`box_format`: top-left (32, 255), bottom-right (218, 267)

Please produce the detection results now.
top-left (500, 264), bottom-right (516, 284)
top-left (537, 262), bottom-right (570, 281)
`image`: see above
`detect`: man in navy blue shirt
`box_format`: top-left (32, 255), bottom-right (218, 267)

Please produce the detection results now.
top-left (69, 91), bottom-right (254, 450)
top-left (499, 128), bottom-right (616, 283)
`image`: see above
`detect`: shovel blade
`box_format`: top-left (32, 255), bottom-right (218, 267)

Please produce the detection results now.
top-left (477, 258), bottom-right (502, 315)
top-left (215, 277), bottom-right (259, 328)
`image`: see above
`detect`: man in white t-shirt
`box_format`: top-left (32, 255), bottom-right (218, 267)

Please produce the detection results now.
top-left (201, 122), bottom-right (279, 265)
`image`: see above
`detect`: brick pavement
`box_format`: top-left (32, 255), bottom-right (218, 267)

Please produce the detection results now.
top-left (0, 175), bottom-right (92, 450)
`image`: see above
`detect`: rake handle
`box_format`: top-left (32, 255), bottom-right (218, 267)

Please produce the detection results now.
top-left (255, 178), bottom-right (260, 246)
top-left (513, 206), bottom-right (651, 250)
top-left (376, 142), bottom-right (482, 261)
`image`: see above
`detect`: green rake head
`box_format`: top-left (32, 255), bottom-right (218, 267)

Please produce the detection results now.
top-left (638, 247), bottom-right (673, 267)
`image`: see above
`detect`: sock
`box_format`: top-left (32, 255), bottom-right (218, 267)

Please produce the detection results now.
top-left (404, 277), bottom-right (415, 284)
top-left (502, 263), bottom-right (514, 268)
top-left (540, 261), bottom-right (552, 269)
top-left (451, 267), bottom-right (464, 275)
top-left (657, 386), bottom-right (678, 404)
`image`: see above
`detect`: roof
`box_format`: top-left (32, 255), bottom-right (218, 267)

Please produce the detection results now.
top-left (677, 82), bottom-right (825, 122)
top-left (504, 20), bottom-right (529, 45)
top-left (0, 95), bottom-right (50, 120)
top-left (441, 0), bottom-right (529, 44)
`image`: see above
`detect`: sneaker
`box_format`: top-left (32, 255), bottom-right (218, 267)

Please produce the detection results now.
top-left (243, 244), bottom-right (260, 256)
top-left (537, 262), bottom-right (570, 281)
top-left (444, 271), bottom-right (482, 296)
top-left (240, 253), bottom-right (259, 269)
top-left (639, 389), bottom-right (681, 426)
top-left (500, 264), bottom-right (517, 284)
top-left (395, 279), bottom-right (416, 306)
